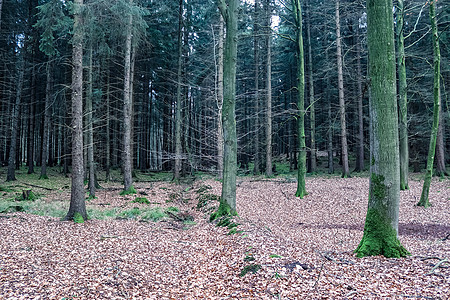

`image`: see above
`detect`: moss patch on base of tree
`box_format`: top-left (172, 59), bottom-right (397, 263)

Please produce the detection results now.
top-left (120, 186), bottom-right (137, 196)
top-left (210, 200), bottom-right (236, 222)
top-left (355, 208), bottom-right (410, 258)
top-left (73, 212), bottom-right (85, 224)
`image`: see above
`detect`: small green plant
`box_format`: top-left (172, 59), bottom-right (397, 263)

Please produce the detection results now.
top-left (240, 264), bottom-right (261, 277)
top-left (118, 207), bottom-right (141, 219)
top-left (87, 194), bottom-right (97, 201)
top-left (131, 197), bottom-right (150, 204)
top-left (73, 212), bottom-right (84, 223)
top-left (142, 207), bottom-right (167, 222)
top-left (244, 254), bottom-right (255, 262)
top-left (269, 254), bottom-right (283, 259)
top-left (18, 189), bottom-right (38, 201)
top-left (166, 206), bottom-right (179, 213)
top-left (120, 186), bottom-right (137, 196)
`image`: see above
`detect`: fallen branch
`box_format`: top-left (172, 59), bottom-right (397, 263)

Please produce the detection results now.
top-left (426, 258), bottom-right (448, 276)
top-left (17, 181), bottom-right (55, 191)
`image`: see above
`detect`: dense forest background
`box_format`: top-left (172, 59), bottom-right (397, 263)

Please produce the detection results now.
top-left (0, 0), bottom-right (449, 181)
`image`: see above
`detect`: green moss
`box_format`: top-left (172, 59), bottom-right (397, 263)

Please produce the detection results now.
top-left (120, 186), bottom-right (137, 196)
top-left (141, 207), bottom-right (167, 222)
top-left (210, 200), bottom-right (236, 222)
top-left (371, 174), bottom-right (386, 200)
top-left (166, 206), bottom-right (179, 213)
top-left (73, 212), bottom-right (85, 224)
top-left (240, 264), bottom-right (261, 277)
top-left (355, 208), bottom-right (410, 258)
top-left (131, 197), bottom-right (150, 204)
top-left (39, 175), bottom-right (49, 180)
top-left (119, 207), bottom-right (141, 219)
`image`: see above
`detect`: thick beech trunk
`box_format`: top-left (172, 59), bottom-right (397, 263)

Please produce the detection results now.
top-left (418, 0), bottom-right (441, 208)
top-left (356, 0), bottom-right (408, 258)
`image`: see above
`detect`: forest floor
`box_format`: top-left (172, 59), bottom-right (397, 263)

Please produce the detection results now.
top-left (0, 169), bottom-right (449, 299)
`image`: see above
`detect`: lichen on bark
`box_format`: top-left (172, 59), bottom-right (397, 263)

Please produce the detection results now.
top-left (355, 208), bottom-right (409, 258)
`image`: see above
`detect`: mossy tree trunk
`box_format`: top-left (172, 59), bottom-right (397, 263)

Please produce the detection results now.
top-left (418, 0), bottom-right (441, 208)
top-left (396, 0), bottom-right (409, 190)
top-left (293, 0), bottom-right (307, 198)
top-left (65, 0), bottom-right (87, 222)
top-left (355, 0), bottom-right (409, 258)
top-left (218, 0), bottom-right (238, 213)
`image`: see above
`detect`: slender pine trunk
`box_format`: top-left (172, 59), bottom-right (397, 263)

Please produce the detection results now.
top-left (174, 0), bottom-right (184, 180)
top-left (306, 0), bottom-right (316, 173)
top-left (335, 0), bottom-right (350, 178)
top-left (217, 15), bottom-right (224, 179)
top-left (65, 0), bottom-right (87, 221)
top-left (264, 0), bottom-right (272, 177)
top-left (40, 61), bottom-right (52, 179)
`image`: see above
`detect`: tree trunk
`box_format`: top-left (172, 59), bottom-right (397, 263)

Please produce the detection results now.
top-left (356, 0), bottom-right (408, 258)
top-left (122, 0), bottom-right (134, 192)
top-left (293, 0), bottom-right (307, 198)
top-left (174, 0), bottom-right (184, 180)
top-left (264, 0), bottom-right (272, 177)
top-left (435, 98), bottom-right (447, 176)
top-left (105, 60), bottom-right (111, 182)
top-left (86, 46), bottom-right (95, 197)
top-left (217, 15), bottom-right (224, 179)
top-left (355, 22), bottom-right (365, 173)
top-left (305, 0), bottom-right (316, 173)
top-left (6, 56), bottom-right (25, 182)
top-left (335, 0), bottom-right (350, 178)
top-left (253, 0), bottom-right (261, 175)
top-left (396, 0), bottom-right (409, 189)
top-left (218, 0), bottom-right (238, 213)
top-left (418, 0), bottom-right (441, 208)
top-left (27, 66), bottom-right (36, 174)
top-left (0, 0), bottom-right (3, 29)
top-left (40, 61), bottom-right (52, 179)
top-left (65, 0), bottom-right (87, 221)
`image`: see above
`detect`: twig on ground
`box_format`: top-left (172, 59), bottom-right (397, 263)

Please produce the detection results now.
top-left (426, 258), bottom-right (448, 276)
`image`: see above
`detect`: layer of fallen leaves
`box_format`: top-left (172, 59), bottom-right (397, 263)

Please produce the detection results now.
top-left (0, 176), bottom-right (448, 299)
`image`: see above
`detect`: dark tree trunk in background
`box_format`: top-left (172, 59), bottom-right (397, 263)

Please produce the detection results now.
top-left (253, 0), bottom-right (261, 175)
top-left (40, 61), bottom-right (52, 179)
top-left (264, 0), bottom-right (273, 177)
top-left (335, 0), bottom-right (350, 178)
top-left (306, 0), bottom-right (316, 173)
top-left (6, 57), bottom-right (25, 181)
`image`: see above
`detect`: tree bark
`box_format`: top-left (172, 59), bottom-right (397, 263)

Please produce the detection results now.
top-left (418, 0), bottom-right (441, 208)
top-left (435, 98), bottom-right (447, 176)
top-left (6, 56), bottom-right (25, 182)
top-left (217, 15), bottom-right (224, 179)
top-left (335, 0), bottom-right (350, 178)
top-left (40, 61), bottom-right (52, 179)
top-left (65, 0), bottom-right (87, 221)
top-left (356, 0), bottom-right (408, 258)
top-left (174, 0), bottom-right (184, 180)
top-left (355, 22), bottom-right (365, 173)
top-left (122, 0), bottom-right (134, 192)
top-left (305, 0), bottom-right (316, 173)
top-left (264, 0), bottom-right (272, 177)
top-left (253, 0), bottom-right (261, 175)
top-left (218, 0), bottom-right (238, 212)
top-left (87, 46), bottom-right (95, 197)
top-left (396, 0), bottom-right (409, 189)
top-left (293, 0), bottom-right (307, 198)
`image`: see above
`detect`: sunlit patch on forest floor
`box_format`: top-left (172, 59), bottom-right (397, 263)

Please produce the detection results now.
top-left (0, 169), bottom-right (448, 298)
